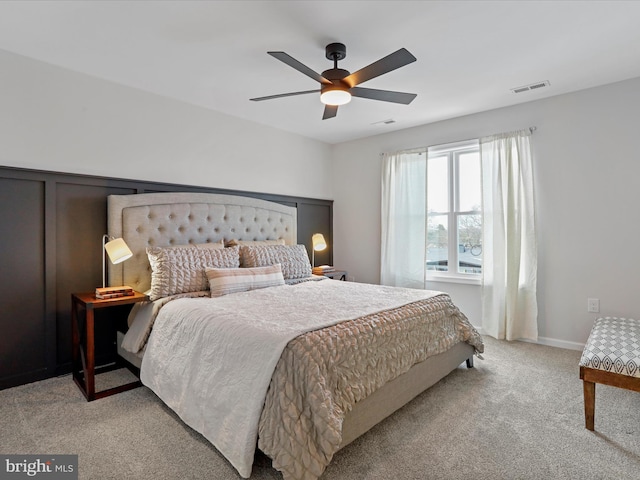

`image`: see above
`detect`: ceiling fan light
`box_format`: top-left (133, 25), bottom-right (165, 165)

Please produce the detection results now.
top-left (320, 88), bottom-right (351, 106)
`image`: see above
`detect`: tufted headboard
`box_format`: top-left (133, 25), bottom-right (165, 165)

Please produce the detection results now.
top-left (107, 192), bottom-right (297, 292)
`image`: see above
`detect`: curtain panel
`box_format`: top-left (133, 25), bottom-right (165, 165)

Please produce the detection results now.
top-left (380, 149), bottom-right (427, 288)
top-left (480, 130), bottom-right (538, 341)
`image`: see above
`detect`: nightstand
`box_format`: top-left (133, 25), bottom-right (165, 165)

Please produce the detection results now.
top-left (322, 269), bottom-right (348, 281)
top-left (71, 291), bottom-right (148, 401)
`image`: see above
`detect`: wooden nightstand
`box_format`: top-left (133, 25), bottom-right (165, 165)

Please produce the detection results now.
top-left (322, 269), bottom-right (348, 281)
top-left (71, 291), bottom-right (148, 401)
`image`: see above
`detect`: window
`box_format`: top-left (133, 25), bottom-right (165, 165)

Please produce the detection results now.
top-left (426, 140), bottom-right (482, 280)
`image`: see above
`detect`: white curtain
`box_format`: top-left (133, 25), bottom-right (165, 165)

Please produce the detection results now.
top-left (380, 149), bottom-right (427, 288)
top-left (480, 130), bottom-right (538, 341)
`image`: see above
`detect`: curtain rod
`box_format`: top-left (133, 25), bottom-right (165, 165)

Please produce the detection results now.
top-left (380, 126), bottom-right (538, 157)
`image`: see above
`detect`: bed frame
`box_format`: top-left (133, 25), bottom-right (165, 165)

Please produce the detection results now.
top-left (107, 192), bottom-right (474, 452)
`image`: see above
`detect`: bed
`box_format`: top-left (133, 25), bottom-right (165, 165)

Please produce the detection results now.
top-left (107, 192), bottom-right (484, 480)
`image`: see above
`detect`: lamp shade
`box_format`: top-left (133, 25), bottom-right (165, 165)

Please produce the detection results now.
top-left (104, 237), bottom-right (133, 264)
top-left (312, 233), bottom-right (327, 251)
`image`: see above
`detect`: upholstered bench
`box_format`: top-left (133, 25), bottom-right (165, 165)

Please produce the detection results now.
top-left (579, 316), bottom-right (640, 430)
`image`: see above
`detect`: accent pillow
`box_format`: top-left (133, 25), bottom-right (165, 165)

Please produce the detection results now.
top-left (226, 239), bottom-right (285, 247)
top-left (206, 264), bottom-right (285, 297)
top-left (240, 244), bottom-right (312, 280)
top-left (156, 240), bottom-right (225, 250)
top-left (194, 240), bottom-right (225, 250)
top-left (147, 245), bottom-right (240, 301)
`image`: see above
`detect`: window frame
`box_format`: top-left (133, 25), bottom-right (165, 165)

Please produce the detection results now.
top-left (426, 140), bottom-right (482, 285)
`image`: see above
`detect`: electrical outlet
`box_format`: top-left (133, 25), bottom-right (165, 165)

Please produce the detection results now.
top-left (587, 298), bottom-right (600, 313)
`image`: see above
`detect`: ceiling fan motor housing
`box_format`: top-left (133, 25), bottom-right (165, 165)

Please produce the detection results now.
top-left (321, 67), bottom-right (351, 93)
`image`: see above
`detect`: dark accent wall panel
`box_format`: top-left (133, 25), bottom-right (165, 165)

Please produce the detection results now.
top-left (0, 166), bottom-right (333, 390)
top-left (55, 183), bottom-right (137, 369)
top-left (298, 202), bottom-right (333, 268)
top-left (0, 177), bottom-right (46, 385)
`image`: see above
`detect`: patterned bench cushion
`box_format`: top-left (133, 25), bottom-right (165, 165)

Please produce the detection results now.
top-left (580, 317), bottom-right (640, 378)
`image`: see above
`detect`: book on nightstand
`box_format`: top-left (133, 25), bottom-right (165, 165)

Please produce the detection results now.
top-left (95, 286), bottom-right (134, 299)
top-left (313, 265), bottom-right (335, 275)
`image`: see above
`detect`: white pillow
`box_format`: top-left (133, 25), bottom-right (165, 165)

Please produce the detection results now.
top-left (147, 245), bottom-right (239, 301)
top-left (206, 264), bottom-right (285, 297)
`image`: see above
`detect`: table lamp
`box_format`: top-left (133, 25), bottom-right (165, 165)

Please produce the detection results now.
top-left (102, 235), bottom-right (133, 289)
top-left (311, 233), bottom-right (327, 268)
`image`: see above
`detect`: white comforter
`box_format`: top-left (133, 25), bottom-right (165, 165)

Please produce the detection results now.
top-left (140, 280), bottom-right (442, 478)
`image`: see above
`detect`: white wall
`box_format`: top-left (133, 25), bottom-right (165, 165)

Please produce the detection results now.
top-left (0, 49), bottom-right (333, 200)
top-left (332, 77), bottom-right (640, 349)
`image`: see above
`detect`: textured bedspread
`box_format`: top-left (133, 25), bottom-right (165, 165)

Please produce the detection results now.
top-left (259, 292), bottom-right (482, 480)
top-left (139, 280), bottom-right (482, 480)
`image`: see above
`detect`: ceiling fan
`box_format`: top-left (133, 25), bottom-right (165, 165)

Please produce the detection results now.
top-left (250, 43), bottom-right (417, 120)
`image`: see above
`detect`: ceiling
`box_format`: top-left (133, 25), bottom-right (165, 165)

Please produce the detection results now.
top-left (1, 1), bottom-right (639, 144)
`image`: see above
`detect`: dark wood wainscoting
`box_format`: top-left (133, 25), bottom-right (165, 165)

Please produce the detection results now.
top-left (0, 166), bottom-right (333, 390)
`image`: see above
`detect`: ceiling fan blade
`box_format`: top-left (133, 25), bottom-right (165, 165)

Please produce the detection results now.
top-left (323, 105), bottom-right (338, 120)
top-left (343, 48), bottom-right (416, 87)
top-left (250, 89), bottom-right (320, 101)
top-left (350, 87), bottom-right (417, 105)
top-left (268, 51), bottom-right (333, 85)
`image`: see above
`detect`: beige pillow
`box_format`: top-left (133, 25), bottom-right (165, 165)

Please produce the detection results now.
top-left (194, 240), bottom-right (225, 250)
top-left (154, 240), bottom-right (225, 250)
top-left (227, 239), bottom-right (285, 247)
top-left (206, 264), bottom-right (285, 297)
top-left (240, 244), bottom-right (312, 280)
top-left (147, 245), bottom-right (239, 301)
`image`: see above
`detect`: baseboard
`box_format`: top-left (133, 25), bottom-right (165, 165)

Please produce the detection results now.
top-left (0, 368), bottom-right (51, 391)
top-left (521, 336), bottom-right (585, 351)
top-left (473, 325), bottom-right (585, 351)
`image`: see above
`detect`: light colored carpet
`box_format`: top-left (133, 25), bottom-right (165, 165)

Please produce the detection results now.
top-left (2, 337), bottom-right (640, 479)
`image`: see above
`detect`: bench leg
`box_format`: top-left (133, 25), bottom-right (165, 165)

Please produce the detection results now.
top-left (583, 380), bottom-right (595, 431)
top-left (466, 356), bottom-right (474, 368)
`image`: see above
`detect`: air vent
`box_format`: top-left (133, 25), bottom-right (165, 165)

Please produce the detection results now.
top-left (371, 119), bottom-right (396, 125)
top-left (511, 80), bottom-right (550, 94)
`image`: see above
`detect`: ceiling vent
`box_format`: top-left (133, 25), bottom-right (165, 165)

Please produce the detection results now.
top-left (371, 119), bottom-right (396, 125)
top-left (511, 80), bottom-right (550, 94)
